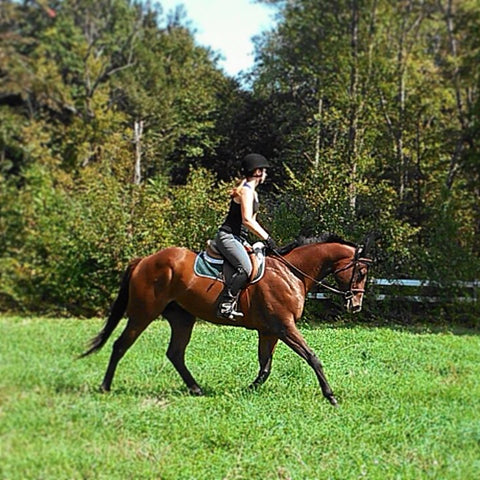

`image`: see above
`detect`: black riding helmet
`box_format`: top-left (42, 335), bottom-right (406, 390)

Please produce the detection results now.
top-left (241, 153), bottom-right (270, 176)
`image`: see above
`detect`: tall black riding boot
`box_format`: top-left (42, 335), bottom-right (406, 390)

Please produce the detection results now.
top-left (216, 267), bottom-right (248, 320)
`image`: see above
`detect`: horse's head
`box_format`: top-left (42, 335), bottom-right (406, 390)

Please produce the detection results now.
top-left (275, 232), bottom-right (375, 313)
top-left (332, 236), bottom-right (374, 313)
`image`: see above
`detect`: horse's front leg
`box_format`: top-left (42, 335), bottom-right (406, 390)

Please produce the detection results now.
top-left (280, 323), bottom-right (338, 406)
top-left (250, 332), bottom-right (278, 389)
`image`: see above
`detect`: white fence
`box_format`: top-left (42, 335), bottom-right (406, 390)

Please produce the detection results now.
top-left (308, 279), bottom-right (480, 303)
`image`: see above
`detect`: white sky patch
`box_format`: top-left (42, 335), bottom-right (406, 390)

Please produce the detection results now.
top-left (159, 0), bottom-right (275, 76)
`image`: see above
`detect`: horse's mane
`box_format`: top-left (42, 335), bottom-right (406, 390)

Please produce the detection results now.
top-left (276, 233), bottom-right (357, 256)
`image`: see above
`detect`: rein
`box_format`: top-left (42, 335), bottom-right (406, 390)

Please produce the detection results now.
top-left (271, 247), bottom-right (372, 300)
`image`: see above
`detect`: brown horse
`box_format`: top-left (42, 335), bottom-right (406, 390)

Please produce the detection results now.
top-left (81, 233), bottom-right (373, 406)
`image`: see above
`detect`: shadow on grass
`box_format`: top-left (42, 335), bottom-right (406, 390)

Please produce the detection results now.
top-left (52, 378), bottom-right (275, 402)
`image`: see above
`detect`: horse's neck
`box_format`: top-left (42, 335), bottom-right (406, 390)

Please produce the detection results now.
top-left (286, 243), bottom-right (353, 291)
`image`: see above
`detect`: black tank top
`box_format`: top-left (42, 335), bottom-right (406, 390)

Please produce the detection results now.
top-left (220, 185), bottom-right (259, 240)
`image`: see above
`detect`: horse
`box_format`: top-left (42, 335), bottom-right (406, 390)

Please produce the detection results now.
top-left (80, 233), bottom-right (374, 406)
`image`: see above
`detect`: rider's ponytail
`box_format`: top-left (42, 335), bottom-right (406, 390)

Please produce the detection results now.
top-left (230, 178), bottom-right (246, 198)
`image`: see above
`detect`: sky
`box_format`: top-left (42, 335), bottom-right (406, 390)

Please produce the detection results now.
top-left (159, 0), bottom-right (276, 77)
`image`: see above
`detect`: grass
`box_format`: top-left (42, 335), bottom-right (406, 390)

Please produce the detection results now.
top-left (1, 315), bottom-right (479, 480)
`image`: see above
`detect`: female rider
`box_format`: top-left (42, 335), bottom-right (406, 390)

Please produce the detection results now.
top-left (215, 153), bottom-right (276, 319)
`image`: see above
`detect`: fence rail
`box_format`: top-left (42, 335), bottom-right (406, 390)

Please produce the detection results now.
top-left (308, 278), bottom-right (479, 303)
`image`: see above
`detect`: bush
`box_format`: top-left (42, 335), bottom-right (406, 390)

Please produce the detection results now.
top-left (1, 162), bottom-right (478, 318)
top-left (0, 166), bottom-right (227, 316)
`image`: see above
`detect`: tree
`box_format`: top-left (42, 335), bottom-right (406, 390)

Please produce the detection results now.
top-left (252, 0), bottom-right (479, 278)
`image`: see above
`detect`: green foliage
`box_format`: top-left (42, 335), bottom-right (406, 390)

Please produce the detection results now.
top-left (414, 187), bottom-right (480, 282)
top-left (165, 168), bottom-right (227, 251)
top-left (266, 164), bottom-right (420, 279)
top-left (0, 107), bottom-right (26, 175)
top-left (0, 0), bottom-right (479, 316)
top-left (0, 164), bottom-right (226, 315)
top-left (254, 0), bottom-right (479, 286)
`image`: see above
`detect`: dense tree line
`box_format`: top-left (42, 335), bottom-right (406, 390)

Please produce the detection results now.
top-left (1, 0), bottom-right (478, 315)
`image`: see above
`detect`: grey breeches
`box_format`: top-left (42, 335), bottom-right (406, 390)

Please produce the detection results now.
top-left (215, 230), bottom-right (253, 277)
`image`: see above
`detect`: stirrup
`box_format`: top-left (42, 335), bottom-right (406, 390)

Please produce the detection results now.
top-left (217, 299), bottom-right (244, 320)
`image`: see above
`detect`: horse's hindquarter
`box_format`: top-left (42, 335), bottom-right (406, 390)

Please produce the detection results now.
top-left (138, 248), bottom-right (223, 321)
top-left (126, 247), bottom-right (201, 319)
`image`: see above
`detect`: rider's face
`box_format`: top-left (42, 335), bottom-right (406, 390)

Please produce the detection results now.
top-left (250, 168), bottom-right (267, 183)
top-left (259, 168), bottom-right (267, 183)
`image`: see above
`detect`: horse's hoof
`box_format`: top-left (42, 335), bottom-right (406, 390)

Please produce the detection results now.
top-left (189, 385), bottom-right (204, 396)
top-left (328, 395), bottom-right (338, 407)
top-left (99, 384), bottom-right (110, 394)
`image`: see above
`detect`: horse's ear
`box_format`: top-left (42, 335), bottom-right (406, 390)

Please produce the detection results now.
top-left (362, 231), bottom-right (377, 257)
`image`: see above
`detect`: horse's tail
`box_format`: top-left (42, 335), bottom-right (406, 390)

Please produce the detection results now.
top-left (79, 258), bottom-right (142, 358)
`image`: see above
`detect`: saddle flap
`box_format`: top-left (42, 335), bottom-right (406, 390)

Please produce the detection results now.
top-left (248, 242), bottom-right (266, 283)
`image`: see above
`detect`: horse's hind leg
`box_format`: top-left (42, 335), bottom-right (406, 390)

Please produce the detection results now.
top-left (250, 333), bottom-right (278, 389)
top-left (280, 323), bottom-right (337, 406)
top-left (163, 303), bottom-right (202, 396)
top-left (101, 316), bottom-right (153, 392)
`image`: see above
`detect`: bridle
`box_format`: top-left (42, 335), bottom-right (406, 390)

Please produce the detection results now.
top-left (329, 249), bottom-right (373, 300)
top-left (272, 245), bottom-right (373, 301)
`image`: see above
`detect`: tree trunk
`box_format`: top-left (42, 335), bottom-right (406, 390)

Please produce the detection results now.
top-left (133, 120), bottom-right (143, 185)
top-left (397, 6), bottom-right (407, 205)
top-left (440, 0), bottom-right (466, 190)
top-left (314, 95), bottom-right (323, 170)
top-left (348, 0), bottom-right (360, 212)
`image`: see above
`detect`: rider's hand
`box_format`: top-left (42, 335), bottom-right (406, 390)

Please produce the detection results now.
top-left (265, 236), bottom-right (277, 252)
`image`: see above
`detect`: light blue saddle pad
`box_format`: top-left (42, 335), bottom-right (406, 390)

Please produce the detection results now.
top-left (193, 250), bottom-right (266, 284)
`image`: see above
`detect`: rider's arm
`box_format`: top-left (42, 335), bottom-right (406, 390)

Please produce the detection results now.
top-left (238, 187), bottom-right (269, 240)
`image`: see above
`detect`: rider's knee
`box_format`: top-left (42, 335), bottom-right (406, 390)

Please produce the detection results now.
top-left (234, 266), bottom-right (249, 280)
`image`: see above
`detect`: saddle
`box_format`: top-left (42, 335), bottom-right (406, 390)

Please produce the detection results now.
top-left (194, 239), bottom-right (266, 284)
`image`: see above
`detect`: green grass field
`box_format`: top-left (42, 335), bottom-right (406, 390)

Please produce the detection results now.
top-left (1, 315), bottom-right (479, 480)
